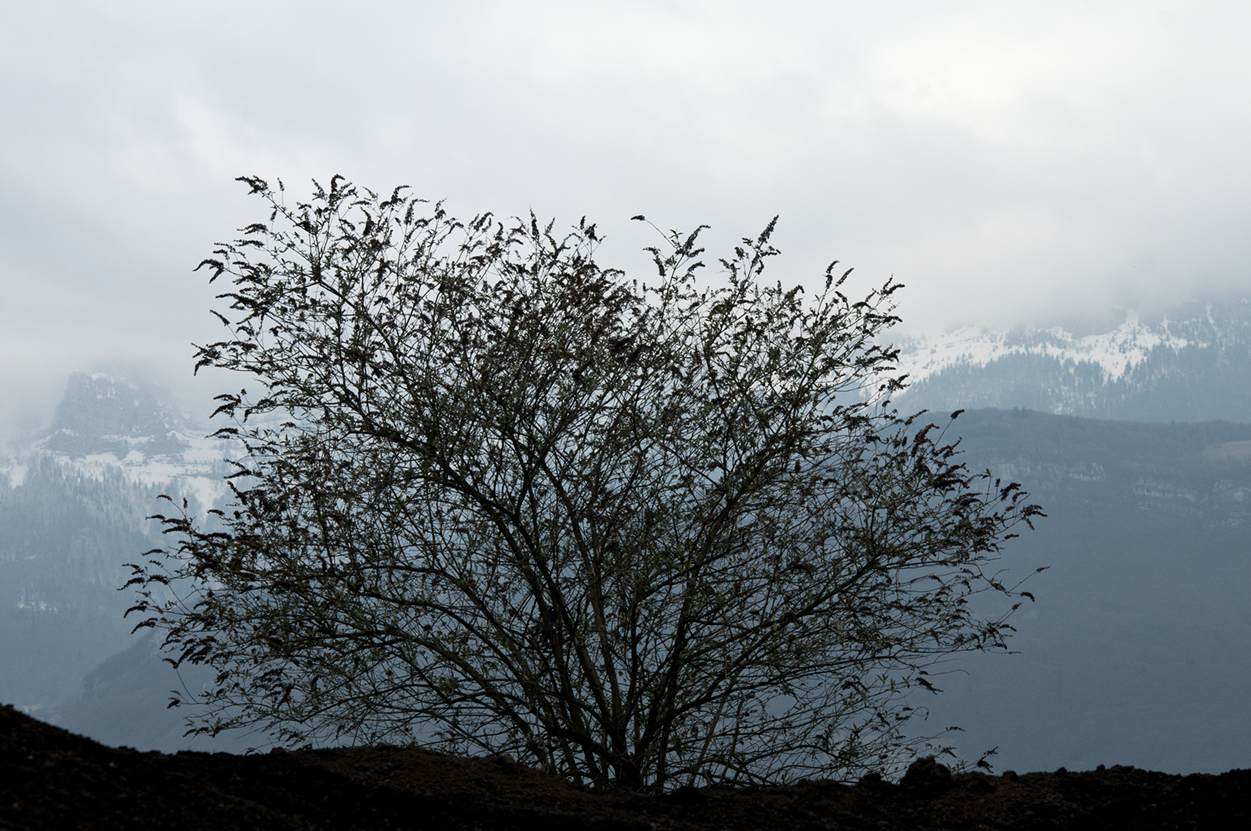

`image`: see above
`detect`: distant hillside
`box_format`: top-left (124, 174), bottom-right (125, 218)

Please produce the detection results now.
top-left (913, 408), bottom-right (1251, 775)
top-left (892, 298), bottom-right (1251, 422)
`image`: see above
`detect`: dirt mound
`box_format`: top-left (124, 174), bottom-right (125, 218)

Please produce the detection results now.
top-left (4, 703), bottom-right (1248, 829)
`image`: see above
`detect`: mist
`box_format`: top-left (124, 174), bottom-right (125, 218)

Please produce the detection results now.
top-left (3, 2), bottom-right (1251, 433)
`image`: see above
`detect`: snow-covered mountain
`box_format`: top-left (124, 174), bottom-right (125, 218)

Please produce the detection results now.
top-left (15, 372), bottom-right (233, 510)
top-left (891, 298), bottom-right (1251, 422)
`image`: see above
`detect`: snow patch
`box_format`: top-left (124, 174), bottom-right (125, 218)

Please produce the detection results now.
top-left (39, 431), bottom-right (234, 510)
top-left (5, 463), bottom-right (28, 488)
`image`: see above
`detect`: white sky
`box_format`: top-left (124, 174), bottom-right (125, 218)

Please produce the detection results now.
top-left (3, 1), bottom-right (1250, 436)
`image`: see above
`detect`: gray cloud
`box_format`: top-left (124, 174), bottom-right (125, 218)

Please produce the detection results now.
top-left (3, 0), bottom-right (1250, 437)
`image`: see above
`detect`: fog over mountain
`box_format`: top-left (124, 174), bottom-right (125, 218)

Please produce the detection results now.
top-left (3, 338), bottom-right (1249, 771)
top-left (0, 373), bottom-right (251, 752)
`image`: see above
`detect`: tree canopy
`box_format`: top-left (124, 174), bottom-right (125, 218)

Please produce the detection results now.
top-left (128, 175), bottom-right (1041, 792)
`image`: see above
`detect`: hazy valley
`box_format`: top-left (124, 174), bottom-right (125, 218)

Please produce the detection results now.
top-left (3, 299), bottom-right (1250, 774)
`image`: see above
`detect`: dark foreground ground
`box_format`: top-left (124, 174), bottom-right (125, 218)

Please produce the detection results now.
top-left (3, 704), bottom-right (1248, 830)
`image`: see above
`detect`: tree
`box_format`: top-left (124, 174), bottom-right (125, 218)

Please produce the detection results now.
top-left (127, 175), bottom-right (1041, 792)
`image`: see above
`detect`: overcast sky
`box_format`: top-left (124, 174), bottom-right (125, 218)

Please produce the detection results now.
top-left (3, 1), bottom-right (1250, 437)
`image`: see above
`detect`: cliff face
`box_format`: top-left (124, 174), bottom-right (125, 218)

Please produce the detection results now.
top-left (42, 372), bottom-right (190, 459)
top-left (911, 409), bottom-right (1251, 776)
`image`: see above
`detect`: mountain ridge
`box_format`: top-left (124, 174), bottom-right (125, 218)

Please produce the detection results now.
top-left (891, 297), bottom-right (1251, 422)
